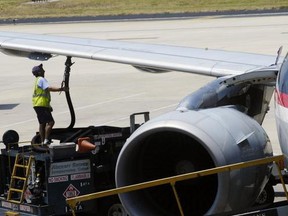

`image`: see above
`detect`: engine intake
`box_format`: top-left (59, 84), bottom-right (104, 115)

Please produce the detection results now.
top-left (116, 106), bottom-right (272, 215)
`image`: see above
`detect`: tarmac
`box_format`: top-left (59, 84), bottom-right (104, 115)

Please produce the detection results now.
top-left (0, 12), bottom-right (288, 201)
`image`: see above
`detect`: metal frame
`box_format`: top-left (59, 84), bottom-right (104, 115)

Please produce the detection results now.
top-left (66, 155), bottom-right (288, 216)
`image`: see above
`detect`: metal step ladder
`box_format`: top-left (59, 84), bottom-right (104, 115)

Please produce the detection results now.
top-left (7, 154), bottom-right (34, 204)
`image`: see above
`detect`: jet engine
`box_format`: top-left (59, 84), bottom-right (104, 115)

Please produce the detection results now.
top-left (116, 106), bottom-right (272, 215)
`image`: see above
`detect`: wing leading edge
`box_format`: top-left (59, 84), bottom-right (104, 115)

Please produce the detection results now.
top-left (0, 31), bottom-right (278, 77)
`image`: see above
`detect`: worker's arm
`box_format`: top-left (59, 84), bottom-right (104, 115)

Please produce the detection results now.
top-left (48, 86), bottom-right (69, 92)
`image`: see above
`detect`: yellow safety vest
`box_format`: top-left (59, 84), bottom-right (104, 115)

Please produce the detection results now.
top-left (32, 77), bottom-right (51, 107)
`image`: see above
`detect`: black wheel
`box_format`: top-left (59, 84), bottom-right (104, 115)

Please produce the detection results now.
top-left (2, 130), bottom-right (19, 149)
top-left (108, 203), bottom-right (128, 216)
top-left (98, 196), bottom-right (128, 216)
top-left (254, 183), bottom-right (275, 206)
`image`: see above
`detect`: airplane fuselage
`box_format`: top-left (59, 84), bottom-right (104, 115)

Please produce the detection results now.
top-left (275, 54), bottom-right (288, 166)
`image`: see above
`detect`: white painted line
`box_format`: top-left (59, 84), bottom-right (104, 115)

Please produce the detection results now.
top-left (0, 93), bottom-right (146, 128)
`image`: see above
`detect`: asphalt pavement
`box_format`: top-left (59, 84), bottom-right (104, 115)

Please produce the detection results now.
top-left (0, 12), bottom-right (288, 202)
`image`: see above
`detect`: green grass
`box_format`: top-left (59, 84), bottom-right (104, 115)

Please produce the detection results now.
top-left (0, 0), bottom-right (288, 19)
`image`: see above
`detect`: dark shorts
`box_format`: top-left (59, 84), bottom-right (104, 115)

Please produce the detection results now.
top-left (34, 107), bottom-right (54, 124)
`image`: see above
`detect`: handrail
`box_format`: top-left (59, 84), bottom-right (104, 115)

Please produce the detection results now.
top-left (66, 155), bottom-right (287, 216)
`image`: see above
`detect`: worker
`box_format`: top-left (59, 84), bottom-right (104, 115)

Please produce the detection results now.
top-left (32, 64), bottom-right (67, 145)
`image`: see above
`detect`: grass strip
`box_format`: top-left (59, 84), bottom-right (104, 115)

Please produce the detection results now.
top-left (0, 0), bottom-right (288, 19)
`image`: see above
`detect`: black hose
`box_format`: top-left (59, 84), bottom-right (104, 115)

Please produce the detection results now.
top-left (64, 57), bottom-right (75, 129)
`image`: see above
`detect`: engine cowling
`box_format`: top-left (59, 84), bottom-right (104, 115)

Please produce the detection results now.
top-left (116, 106), bottom-right (272, 215)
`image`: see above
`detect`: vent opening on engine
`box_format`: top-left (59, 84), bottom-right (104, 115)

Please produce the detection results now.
top-left (129, 130), bottom-right (218, 215)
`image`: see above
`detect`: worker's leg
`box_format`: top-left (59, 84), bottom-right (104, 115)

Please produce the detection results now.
top-left (39, 123), bottom-right (45, 143)
top-left (34, 107), bottom-right (54, 144)
top-left (44, 120), bottom-right (54, 144)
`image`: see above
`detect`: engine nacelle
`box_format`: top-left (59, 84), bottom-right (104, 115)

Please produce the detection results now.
top-left (116, 106), bottom-right (272, 215)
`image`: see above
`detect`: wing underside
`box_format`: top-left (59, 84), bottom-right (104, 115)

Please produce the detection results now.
top-left (0, 31), bottom-right (277, 77)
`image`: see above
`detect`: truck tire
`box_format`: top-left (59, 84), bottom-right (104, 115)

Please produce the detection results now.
top-left (98, 196), bottom-right (128, 216)
top-left (254, 183), bottom-right (275, 206)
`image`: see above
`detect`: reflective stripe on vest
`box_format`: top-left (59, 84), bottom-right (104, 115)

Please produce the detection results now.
top-left (32, 77), bottom-right (51, 107)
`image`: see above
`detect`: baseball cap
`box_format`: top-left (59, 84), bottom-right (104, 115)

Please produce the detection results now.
top-left (32, 64), bottom-right (45, 74)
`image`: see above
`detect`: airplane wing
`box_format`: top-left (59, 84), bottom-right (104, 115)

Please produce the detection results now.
top-left (0, 31), bottom-right (278, 77)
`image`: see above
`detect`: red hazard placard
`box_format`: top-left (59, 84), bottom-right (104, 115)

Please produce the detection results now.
top-left (63, 184), bottom-right (80, 198)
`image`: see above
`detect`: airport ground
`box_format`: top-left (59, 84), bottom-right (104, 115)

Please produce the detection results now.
top-left (0, 13), bottom-right (288, 203)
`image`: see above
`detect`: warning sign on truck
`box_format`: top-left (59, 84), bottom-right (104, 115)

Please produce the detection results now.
top-left (63, 184), bottom-right (80, 198)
